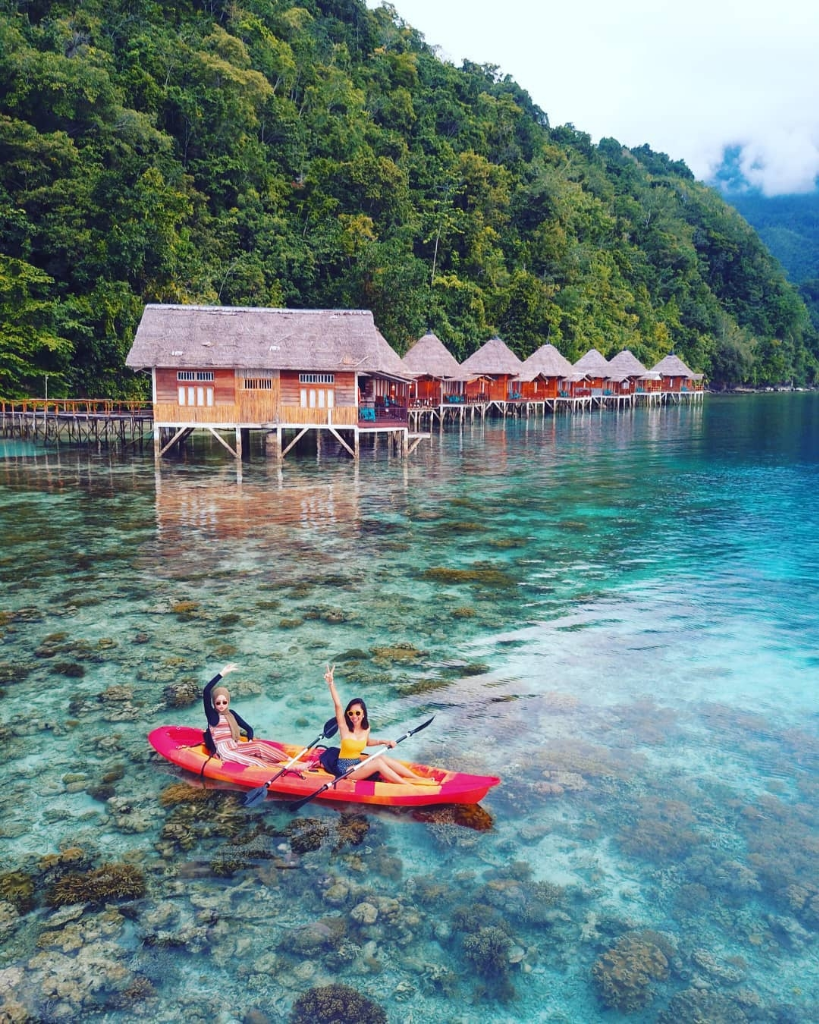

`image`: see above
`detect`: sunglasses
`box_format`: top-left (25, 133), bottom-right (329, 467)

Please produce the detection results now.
top-left (347, 710), bottom-right (363, 717)
top-left (214, 699), bottom-right (229, 706)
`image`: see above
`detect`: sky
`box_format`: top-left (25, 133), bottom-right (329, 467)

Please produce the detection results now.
top-left (366, 0), bottom-right (819, 196)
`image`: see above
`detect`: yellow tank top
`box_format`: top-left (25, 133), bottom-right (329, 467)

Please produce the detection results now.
top-left (339, 734), bottom-right (367, 759)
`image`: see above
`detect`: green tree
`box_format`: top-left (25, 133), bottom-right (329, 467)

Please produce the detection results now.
top-left (0, 256), bottom-right (71, 397)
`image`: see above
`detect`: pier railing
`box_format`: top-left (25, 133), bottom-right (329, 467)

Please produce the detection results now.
top-left (1, 398), bottom-right (153, 447)
top-left (0, 398), bottom-right (153, 416)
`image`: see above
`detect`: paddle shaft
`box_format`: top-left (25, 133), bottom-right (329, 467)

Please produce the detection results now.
top-left (244, 718), bottom-right (337, 808)
top-left (288, 716), bottom-right (434, 812)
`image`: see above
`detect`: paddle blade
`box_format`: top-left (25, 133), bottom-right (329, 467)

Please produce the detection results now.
top-left (288, 791), bottom-right (320, 813)
top-left (243, 783), bottom-right (269, 808)
top-left (408, 715), bottom-right (435, 737)
top-left (323, 717), bottom-right (339, 739)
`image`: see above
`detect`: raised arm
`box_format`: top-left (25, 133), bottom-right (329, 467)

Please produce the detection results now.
top-left (325, 664), bottom-right (345, 732)
top-left (202, 663), bottom-right (238, 726)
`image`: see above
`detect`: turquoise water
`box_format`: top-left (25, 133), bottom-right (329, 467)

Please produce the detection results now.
top-left (0, 395), bottom-right (817, 1022)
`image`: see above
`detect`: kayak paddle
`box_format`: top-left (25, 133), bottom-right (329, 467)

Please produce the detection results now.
top-left (288, 715), bottom-right (435, 813)
top-left (243, 717), bottom-right (338, 808)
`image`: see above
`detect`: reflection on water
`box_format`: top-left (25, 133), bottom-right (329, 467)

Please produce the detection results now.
top-left (0, 396), bottom-right (817, 1022)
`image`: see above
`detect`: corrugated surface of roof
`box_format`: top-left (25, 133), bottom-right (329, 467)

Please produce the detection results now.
top-left (459, 336), bottom-right (524, 376)
top-left (125, 305), bottom-right (411, 379)
top-left (402, 332), bottom-right (463, 378)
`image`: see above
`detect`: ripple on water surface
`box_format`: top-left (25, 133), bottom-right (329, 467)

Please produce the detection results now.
top-left (0, 395), bottom-right (817, 1022)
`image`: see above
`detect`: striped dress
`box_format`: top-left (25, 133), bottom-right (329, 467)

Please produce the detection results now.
top-left (211, 717), bottom-right (288, 767)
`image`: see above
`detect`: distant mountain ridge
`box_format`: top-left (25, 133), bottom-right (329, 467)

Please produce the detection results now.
top-left (724, 191), bottom-right (819, 285)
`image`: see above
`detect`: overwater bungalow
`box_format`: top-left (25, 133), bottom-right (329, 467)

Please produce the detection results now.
top-left (459, 336), bottom-right (524, 409)
top-left (606, 349), bottom-right (649, 405)
top-left (517, 343), bottom-right (576, 410)
top-left (650, 354), bottom-right (705, 401)
top-left (572, 348), bottom-right (611, 404)
top-left (402, 331), bottom-right (464, 405)
top-left (125, 304), bottom-right (427, 460)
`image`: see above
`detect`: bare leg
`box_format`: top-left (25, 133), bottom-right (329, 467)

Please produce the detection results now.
top-left (346, 755), bottom-right (436, 785)
top-left (380, 755), bottom-right (436, 783)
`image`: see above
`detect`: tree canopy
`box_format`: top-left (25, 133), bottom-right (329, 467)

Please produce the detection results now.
top-left (0, 0), bottom-right (816, 397)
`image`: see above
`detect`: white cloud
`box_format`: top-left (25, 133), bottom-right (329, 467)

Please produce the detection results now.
top-left (367, 0), bottom-right (819, 195)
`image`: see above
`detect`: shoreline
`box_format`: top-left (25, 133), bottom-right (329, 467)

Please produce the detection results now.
top-left (708, 385), bottom-right (817, 394)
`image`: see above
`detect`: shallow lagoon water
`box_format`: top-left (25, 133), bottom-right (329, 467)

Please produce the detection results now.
top-left (0, 395), bottom-right (817, 1023)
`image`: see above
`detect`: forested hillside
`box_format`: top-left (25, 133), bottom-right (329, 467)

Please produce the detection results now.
top-left (1, 0), bottom-right (816, 397)
top-left (724, 190), bottom-right (819, 336)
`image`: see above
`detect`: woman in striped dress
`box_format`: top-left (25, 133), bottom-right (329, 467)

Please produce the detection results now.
top-left (203, 663), bottom-right (289, 767)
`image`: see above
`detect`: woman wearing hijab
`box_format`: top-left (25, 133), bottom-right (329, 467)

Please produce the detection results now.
top-left (202, 663), bottom-right (288, 766)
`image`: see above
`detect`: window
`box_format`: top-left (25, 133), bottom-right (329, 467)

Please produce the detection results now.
top-left (300, 388), bottom-right (334, 409)
top-left (178, 386), bottom-right (213, 407)
top-left (299, 373), bottom-right (334, 384)
top-left (243, 378), bottom-right (273, 390)
top-left (177, 371), bottom-right (214, 381)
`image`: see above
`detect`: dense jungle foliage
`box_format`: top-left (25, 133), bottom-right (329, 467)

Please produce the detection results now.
top-left (1, 0), bottom-right (817, 397)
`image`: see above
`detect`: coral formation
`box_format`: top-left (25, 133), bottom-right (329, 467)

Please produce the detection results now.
top-left (46, 863), bottom-right (146, 906)
top-left (370, 641), bottom-right (427, 664)
top-left (333, 813), bottom-right (369, 851)
top-left (657, 987), bottom-right (749, 1023)
top-left (287, 818), bottom-right (330, 855)
top-left (159, 783), bottom-right (213, 807)
top-left (162, 678), bottom-right (200, 707)
top-left (421, 565), bottom-right (516, 589)
top-left (0, 870), bottom-right (35, 914)
top-left (451, 903), bottom-right (506, 934)
top-left (462, 925), bottom-right (512, 972)
top-left (282, 917), bottom-right (347, 956)
top-left (289, 983), bottom-right (387, 1024)
top-left (49, 660), bottom-right (85, 678)
top-left (98, 685), bottom-right (132, 704)
top-left (618, 798), bottom-right (703, 863)
top-left (170, 600), bottom-right (202, 619)
top-left (592, 932), bottom-right (670, 1012)
top-left (0, 662), bottom-right (32, 685)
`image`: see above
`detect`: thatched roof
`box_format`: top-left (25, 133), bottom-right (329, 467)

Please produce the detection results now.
top-left (126, 305), bottom-right (412, 380)
top-left (518, 344), bottom-right (574, 381)
top-left (402, 331), bottom-right (463, 379)
top-left (573, 348), bottom-right (611, 374)
top-left (607, 349), bottom-right (647, 376)
top-left (459, 336), bottom-right (524, 377)
top-left (651, 353), bottom-right (695, 377)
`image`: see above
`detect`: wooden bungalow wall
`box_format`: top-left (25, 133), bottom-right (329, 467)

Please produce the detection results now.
top-left (154, 367), bottom-right (360, 425)
top-left (154, 368), bottom-right (243, 424)
top-left (279, 370), bottom-right (358, 424)
top-left (520, 379), bottom-right (560, 399)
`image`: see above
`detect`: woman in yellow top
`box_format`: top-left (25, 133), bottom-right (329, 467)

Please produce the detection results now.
top-left (324, 665), bottom-right (433, 785)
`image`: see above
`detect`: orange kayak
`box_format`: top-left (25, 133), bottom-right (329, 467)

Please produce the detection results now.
top-left (148, 725), bottom-right (500, 807)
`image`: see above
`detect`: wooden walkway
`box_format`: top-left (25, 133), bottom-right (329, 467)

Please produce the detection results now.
top-left (2, 388), bottom-right (703, 462)
top-left (0, 399), bottom-right (153, 448)
top-left (407, 388), bottom-right (703, 430)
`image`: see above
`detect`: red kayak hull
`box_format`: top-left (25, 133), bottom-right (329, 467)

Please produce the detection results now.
top-left (148, 725), bottom-right (500, 807)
